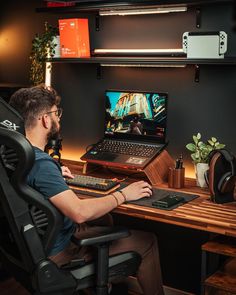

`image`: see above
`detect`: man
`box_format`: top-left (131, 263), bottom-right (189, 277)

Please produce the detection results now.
top-left (129, 114), bottom-right (143, 135)
top-left (9, 85), bottom-right (164, 295)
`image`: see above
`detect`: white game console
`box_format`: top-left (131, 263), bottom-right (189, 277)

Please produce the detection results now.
top-left (182, 31), bottom-right (227, 59)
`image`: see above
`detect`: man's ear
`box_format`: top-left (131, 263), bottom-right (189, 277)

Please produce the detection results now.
top-left (41, 114), bottom-right (50, 129)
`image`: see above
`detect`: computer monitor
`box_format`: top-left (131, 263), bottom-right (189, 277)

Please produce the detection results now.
top-left (105, 90), bottom-right (167, 143)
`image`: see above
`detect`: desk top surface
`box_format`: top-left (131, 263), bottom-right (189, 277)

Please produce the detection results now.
top-left (64, 160), bottom-right (236, 238)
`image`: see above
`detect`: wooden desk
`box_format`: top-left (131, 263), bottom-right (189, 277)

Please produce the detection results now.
top-left (64, 160), bottom-right (236, 238)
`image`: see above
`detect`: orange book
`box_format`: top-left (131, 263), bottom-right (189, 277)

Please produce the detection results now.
top-left (59, 18), bottom-right (90, 58)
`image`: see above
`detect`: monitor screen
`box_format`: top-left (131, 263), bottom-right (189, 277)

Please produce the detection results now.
top-left (105, 90), bottom-right (167, 142)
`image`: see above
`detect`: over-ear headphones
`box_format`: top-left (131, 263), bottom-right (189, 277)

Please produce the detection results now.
top-left (204, 149), bottom-right (236, 203)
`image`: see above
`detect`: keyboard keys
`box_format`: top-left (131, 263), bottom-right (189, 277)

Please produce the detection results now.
top-left (66, 174), bottom-right (119, 191)
top-left (95, 140), bottom-right (159, 157)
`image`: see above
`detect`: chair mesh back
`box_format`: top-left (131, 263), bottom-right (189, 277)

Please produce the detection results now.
top-left (0, 145), bottom-right (18, 172)
top-left (30, 206), bottom-right (49, 237)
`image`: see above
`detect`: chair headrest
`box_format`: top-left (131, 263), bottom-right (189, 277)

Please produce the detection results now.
top-left (0, 97), bottom-right (25, 135)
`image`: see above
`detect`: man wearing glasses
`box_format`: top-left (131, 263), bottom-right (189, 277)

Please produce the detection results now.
top-left (9, 85), bottom-right (164, 295)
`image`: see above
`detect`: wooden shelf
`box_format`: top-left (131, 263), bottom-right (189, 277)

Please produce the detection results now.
top-left (48, 57), bottom-right (236, 66)
top-left (202, 236), bottom-right (236, 257)
top-left (36, 0), bottom-right (233, 13)
top-left (205, 258), bottom-right (236, 294)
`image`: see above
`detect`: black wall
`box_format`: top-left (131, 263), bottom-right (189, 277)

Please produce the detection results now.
top-left (1, 0), bottom-right (236, 175)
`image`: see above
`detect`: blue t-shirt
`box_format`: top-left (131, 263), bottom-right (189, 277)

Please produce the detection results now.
top-left (27, 147), bottom-right (76, 256)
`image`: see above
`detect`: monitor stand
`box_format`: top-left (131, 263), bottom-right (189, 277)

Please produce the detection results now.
top-left (82, 150), bottom-right (174, 185)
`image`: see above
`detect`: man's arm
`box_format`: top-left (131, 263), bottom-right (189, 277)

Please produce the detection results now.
top-left (50, 181), bottom-right (152, 224)
top-left (29, 157), bottom-right (152, 224)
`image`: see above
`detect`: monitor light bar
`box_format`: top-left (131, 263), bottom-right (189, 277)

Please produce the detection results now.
top-left (99, 6), bottom-right (187, 16)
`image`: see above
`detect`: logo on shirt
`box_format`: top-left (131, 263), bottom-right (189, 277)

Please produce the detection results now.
top-left (0, 119), bottom-right (20, 131)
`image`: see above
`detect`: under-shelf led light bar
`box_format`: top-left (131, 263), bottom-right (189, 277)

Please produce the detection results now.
top-left (94, 48), bottom-right (185, 56)
top-left (100, 64), bottom-right (186, 68)
top-left (99, 5), bottom-right (187, 16)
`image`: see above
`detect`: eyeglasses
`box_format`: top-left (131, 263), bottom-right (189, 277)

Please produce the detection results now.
top-left (46, 108), bottom-right (63, 119)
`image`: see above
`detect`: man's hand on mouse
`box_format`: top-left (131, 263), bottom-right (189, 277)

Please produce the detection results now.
top-left (121, 181), bottom-right (152, 202)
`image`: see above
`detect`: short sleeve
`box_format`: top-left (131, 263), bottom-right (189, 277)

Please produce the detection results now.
top-left (28, 158), bottom-right (70, 199)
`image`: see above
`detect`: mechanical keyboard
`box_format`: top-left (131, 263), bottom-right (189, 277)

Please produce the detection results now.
top-left (66, 174), bottom-right (119, 191)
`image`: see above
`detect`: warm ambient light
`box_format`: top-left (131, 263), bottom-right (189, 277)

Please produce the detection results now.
top-left (185, 162), bottom-right (196, 179)
top-left (99, 5), bottom-right (187, 16)
top-left (61, 145), bottom-right (85, 162)
top-left (45, 62), bottom-right (52, 87)
top-left (45, 48), bottom-right (52, 87)
top-left (100, 64), bottom-right (186, 68)
top-left (94, 48), bottom-right (185, 56)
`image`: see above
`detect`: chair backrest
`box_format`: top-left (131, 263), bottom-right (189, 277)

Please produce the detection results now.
top-left (0, 127), bottom-right (64, 276)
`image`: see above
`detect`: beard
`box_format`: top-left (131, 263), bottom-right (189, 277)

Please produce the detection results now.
top-left (47, 119), bottom-right (60, 142)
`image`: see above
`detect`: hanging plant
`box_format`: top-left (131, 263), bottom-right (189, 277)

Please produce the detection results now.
top-left (29, 22), bottom-right (58, 85)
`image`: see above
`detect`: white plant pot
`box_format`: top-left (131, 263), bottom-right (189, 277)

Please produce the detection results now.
top-left (195, 163), bottom-right (209, 188)
top-left (52, 36), bottom-right (60, 58)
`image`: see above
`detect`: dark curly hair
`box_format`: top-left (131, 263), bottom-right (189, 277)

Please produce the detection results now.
top-left (9, 84), bottom-right (61, 129)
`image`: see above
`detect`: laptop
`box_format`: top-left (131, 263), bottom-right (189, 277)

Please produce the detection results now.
top-left (81, 90), bottom-right (168, 170)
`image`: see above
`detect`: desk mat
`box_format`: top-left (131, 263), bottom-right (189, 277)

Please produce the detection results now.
top-left (72, 184), bottom-right (199, 211)
top-left (129, 188), bottom-right (199, 210)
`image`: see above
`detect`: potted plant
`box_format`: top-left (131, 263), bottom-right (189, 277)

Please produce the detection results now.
top-left (29, 22), bottom-right (59, 85)
top-left (186, 133), bottom-right (225, 187)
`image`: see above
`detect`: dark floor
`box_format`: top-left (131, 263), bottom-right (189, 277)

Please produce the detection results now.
top-left (0, 274), bottom-right (130, 295)
top-left (0, 277), bottom-right (30, 295)
top-left (0, 276), bottom-right (191, 295)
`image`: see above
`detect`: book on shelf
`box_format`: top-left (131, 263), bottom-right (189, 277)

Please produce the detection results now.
top-left (59, 18), bottom-right (90, 58)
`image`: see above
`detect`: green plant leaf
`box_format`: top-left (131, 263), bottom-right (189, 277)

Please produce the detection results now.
top-left (195, 150), bottom-right (200, 159)
top-left (198, 141), bottom-right (205, 147)
top-left (29, 22), bottom-right (58, 85)
top-left (197, 133), bottom-right (201, 139)
top-left (186, 143), bottom-right (196, 152)
top-left (191, 154), bottom-right (197, 162)
top-left (211, 137), bottom-right (217, 142)
top-left (215, 144), bottom-right (225, 149)
top-left (193, 135), bottom-right (198, 145)
top-left (208, 140), bottom-right (214, 146)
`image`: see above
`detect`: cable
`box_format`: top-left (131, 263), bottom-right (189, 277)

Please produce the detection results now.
top-left (86, 144), bottom-right (95, 152)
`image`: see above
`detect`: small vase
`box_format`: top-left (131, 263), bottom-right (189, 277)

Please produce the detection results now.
top-left (195, 163), bottom-right (209, 188)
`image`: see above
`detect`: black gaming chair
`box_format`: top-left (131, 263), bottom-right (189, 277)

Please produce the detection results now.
top-left (0, 99), bottom-right (141, 295)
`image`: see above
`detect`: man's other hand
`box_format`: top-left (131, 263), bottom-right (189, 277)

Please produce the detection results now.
top-left (61, 166), bottom-right (74, 179)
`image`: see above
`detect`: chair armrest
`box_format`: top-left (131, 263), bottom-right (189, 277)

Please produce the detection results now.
top-left (71, 226), bottom-right (130, 247)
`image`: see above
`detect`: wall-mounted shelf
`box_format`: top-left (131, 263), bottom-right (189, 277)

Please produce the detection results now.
top-left (36, 0), bottom-right (233, 13)
top-left (48, 56), bottom-right (236, 66)
top-left (48, 57), bottom-right (236, 81)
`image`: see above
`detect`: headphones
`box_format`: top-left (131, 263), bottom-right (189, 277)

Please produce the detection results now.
top-left (205, 149), bottom-right (236, 197)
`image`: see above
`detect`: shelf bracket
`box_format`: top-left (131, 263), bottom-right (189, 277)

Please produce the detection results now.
top-left (97, 65), bottom-right (102, 79)
top-left (196, 7), bottom-right (201, 28)
top-left (195, 64), bottom-right (200, 83)
top-left (95, 14), bottom-right (100, 31)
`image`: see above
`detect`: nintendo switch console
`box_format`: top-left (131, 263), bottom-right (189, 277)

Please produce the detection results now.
top-left (182, 31), bottom-right (227, 58)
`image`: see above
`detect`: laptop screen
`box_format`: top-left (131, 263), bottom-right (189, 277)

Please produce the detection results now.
top-left (105, 90), bottom-right (167, 143)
